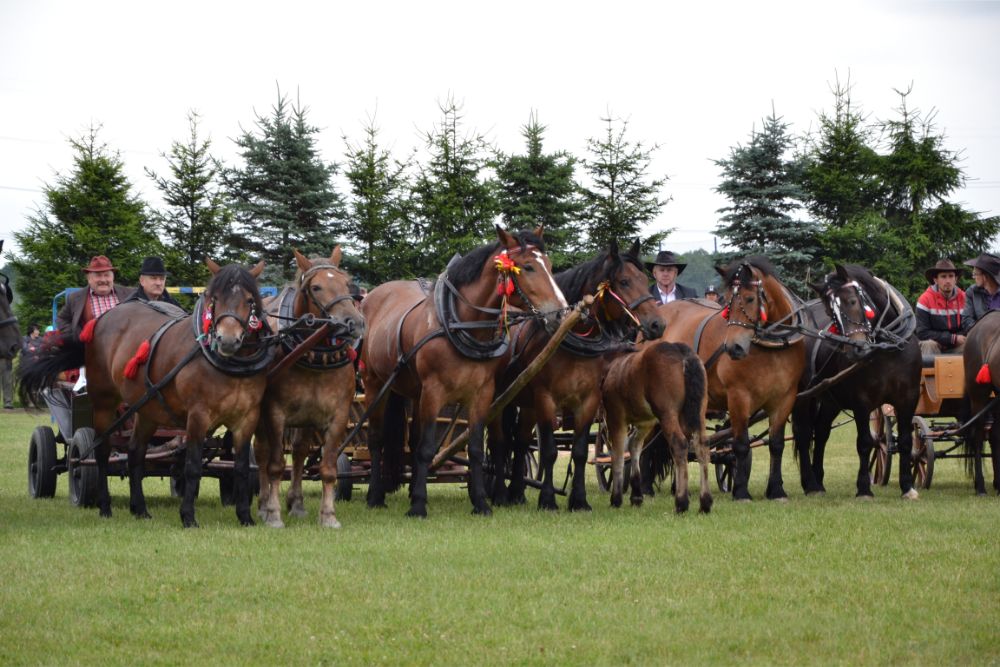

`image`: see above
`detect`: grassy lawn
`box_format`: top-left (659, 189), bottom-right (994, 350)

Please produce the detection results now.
top-left (1, 409), bottom-right (998, 666)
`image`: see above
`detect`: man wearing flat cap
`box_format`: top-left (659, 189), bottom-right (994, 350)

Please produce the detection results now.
top-left (645, 250), bottom-right (697, 304)
top-left (915, 259), bottom-right (967, 354)
top-left (961, 253), bottom-right (1000, 334)
top-left (56, 255), bottom-right (134, 344)
top-left (124, 256), bottom-right (182, 308)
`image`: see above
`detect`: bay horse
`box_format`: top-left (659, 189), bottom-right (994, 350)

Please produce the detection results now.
top-left (361, 226), bottom-right (568, 517)
top-left (657, 257), bottom-right (806, 501)
top-left (962, 310), bottom-right (1000, 495)
top-left (492, 238), bottom-right (664, 511)
top-left (255, 247), bottom-right (364, 528)
top-left (791, 264), bottom-right (921, 499)
top-left (602, 341), bottom-right (711, 513)
top-left (20, 260), bottom-right (273, 527)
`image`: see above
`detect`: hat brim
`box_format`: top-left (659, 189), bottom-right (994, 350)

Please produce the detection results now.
top-left (141, 272), bottom-right (169, 277)
top-left (925, 267), bottom-right (965, 283)
top-left (644, 262), bottom-right (687, 274)
top-left (82, 266), bottom-right (116, 273)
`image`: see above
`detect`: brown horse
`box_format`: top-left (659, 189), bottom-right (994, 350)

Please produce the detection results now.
top-left (255, 248), bottom-right (364, 528)
top-left (492, 239), bottom-right (664, 511)
top-left (657, 257), bottom-right (806, 501)
top-left (963, 310), bottom-right (1000, 495)
top-left (361, 226), bottom-right (568, 517)
top-left (602, 341), bottom-right (711, 512)
top-left (20, 260), bottom-right (272, 527)
top-left (0, 260), bottom-right (20, 362)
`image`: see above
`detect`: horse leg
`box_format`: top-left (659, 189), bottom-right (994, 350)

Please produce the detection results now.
top-left (810, 400), bottom-right (839, 494)
top-left (664, 424), bottom-right (690, 514)
top-left (407, 391), bottom-right (444, 518)
top-left (693, 428), bottom-right (713, 513)
top-left (257, 412), bottom-right (285, 528)
top-left (893, 400), bottom-right (918, 499)
top-left (465, 391), bottom-right (494, 516)
top-left (365, 391), bottom-right (389, 509)
top-left (287, 429), bottom-right (309, 518)
top-left (568, 396), bottom-right (600, 512)
top-left (970, 412), bottom-right (987, 496)
top-left (91, 404), bottom-right (116, 518)
top-left (506, 408), bottom-right (531, 506)
top-left (764, 395), bottom-right (795, 501)
top-left (486, 413), bottom-right (510, 507)
top-left (231, 433), bottom-right (256, 526)
top-left (536, 420), bottom-right (558, 511)
top-left (127, 415), bottom-right (157, 519)
top-left (989, 409), bottom-right (1000, 494)
top-left (628, 425), bottom-right (654, 507)
top-left (604, 401), bottom-right (629, 508)
top-left (852, 409), bottom-right (876, 499)
top-left (727, 393), bottom-right (753, 501)
top-left (791, 399), bottom-right (821, 494)
top-left (180, 413), bottom-right (210, 528)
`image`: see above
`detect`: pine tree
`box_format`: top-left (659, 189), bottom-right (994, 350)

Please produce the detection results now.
top-left (494, 112), bottom-right (584, 268)
top-left (222, 88), bottom-right (346, 282)
top-left (8, 125), bottom-right (159, 327)
top-left (714, 108), bottom-right (820, 294)
top-left (146, 111), bottom-right (236, 287)
top-left (580, 115), bottom-right (670, 254)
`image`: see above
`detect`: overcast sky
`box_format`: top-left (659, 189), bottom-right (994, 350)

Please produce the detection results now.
top-left (2, 0), bottom-right (999, 261)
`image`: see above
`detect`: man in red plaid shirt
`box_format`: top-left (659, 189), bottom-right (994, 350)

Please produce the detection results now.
top-left (56, 255), bottom-right (134, 344)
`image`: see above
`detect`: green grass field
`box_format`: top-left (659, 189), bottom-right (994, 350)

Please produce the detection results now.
top-left (1, 409), bottom-right (998, 666)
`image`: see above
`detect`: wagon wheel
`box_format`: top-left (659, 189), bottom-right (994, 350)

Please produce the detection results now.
top-left (28, 425), bottom-right (58, 498)
top-left (593, 413), bottom-right (634, 493)
top-left (911, 416), bottom-right (936, 489)
top-left (524, 446), bottom-right (539, 481)
top-left (715, 460), bottom-right (734, 494)
top-left (868, 408), bottom-right (894, 486)
top-left (67, 428), bottom-right (100, 508)
top-left (335, 452), bottom-right (353, 501)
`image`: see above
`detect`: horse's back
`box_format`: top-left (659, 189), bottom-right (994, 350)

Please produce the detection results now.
top-left (362, 280), bottom-right (430, 381)
top-left (658, 300), bottom-right (723, 352)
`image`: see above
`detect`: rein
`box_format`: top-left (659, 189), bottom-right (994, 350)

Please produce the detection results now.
top-left (193, 295), bottom-right (277, 376)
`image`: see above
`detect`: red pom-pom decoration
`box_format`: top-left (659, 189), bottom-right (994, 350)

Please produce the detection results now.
top-left (347, 346), bottom-right (358, 362)
top-left (864, 305), bottom-right (875, 320)
top-left (202, 308), bottom-right (213, 335)
top-left (976, 363), bottom-right (992, 385)
top-left (828, 323), bottom-right (840, 334)
top-left (80, 318), bottom-right (98, 343)
top-left (759, 307), bottom-right (768, 323)
top-left (123, 340), bottom-right (151, 380)
top-left (720, 306), bottom-right (729, 320)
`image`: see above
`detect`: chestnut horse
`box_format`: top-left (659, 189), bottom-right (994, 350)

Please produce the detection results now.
top-left (602, 341), bottom-right (711, 513)
top-left (657, 257), bottom-right (806, 501)
top-left (361, 226), bottom-right (568, 517)
top-left (255, 247), bottom-right (365, 528)
top-left (492, 239), bottom-right (664, 511)
top-left (20, 261), bottom-right (272, 527)
top-left (962, 310), bottom-right (1000, 495)
top-left (792, 264), bottom-right (921, 499)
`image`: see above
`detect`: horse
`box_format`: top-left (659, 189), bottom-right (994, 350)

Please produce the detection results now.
top-left (657, 256), bottom-right (806, 501)
top-left (254, 247), bottom-right (364, 528)
top-left (791, 264), bottom-right (921, 499)
top-left (962, 310), bottom-right (1000, 495)
top-left (602, 340), bottom-right (711, 513)
top-left (20, 260), bottom-right (273, 527)
top-left (360, 226), bottom-right (568, 517)
top-left (491, 238), bottom-right (664, 511)
top-left (0, 256), bottom-right (20, 362)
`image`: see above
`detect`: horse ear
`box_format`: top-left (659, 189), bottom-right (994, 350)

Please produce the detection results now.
top-left (293, 249), bottom-right (311, 273)
top-left (496, 225), bottom-right (517, 249)
top-left (206, 258), bottom-right (221, 275)
top-left (608, 238), bottom-right (620, 259)
top-left (835, 264), bottom-right (850, 282)
top-left (329, 245), bottom-right (343, 267)
top-left (533, 225), bottom-right (544, 241)
top-left (715, 265), bottom-right (728, 279)
top-left (249, 260), bottom-right (265, 279)
top-left (627, 238), bottom-right (641, 258)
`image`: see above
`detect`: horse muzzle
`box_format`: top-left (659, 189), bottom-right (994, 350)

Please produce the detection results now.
top-left (642, 316), bottom-right (665, 341)
top-left (213, 334), bottom-right (244, 358)
top-left (725, 339), bottom-right (750, 360)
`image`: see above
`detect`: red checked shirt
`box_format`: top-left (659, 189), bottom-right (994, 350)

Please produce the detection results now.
top-left (89, 290), bottom-right (120, 319)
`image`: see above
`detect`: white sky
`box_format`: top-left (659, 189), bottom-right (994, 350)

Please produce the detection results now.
top-left (2, 0), bottom-right (999, 261)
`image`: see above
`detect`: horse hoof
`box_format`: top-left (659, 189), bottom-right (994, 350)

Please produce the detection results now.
top-left (406, 508), bottom-right (427, 518)
top-left (288, 506), bottom-right (307, 518)
top-left (133, 511), bottom-right (152, 520)
top-left (771, 496), bottom-right (789, 504)
top-left (569, 502), bottom-right (593, 513)
top-left (902, 488), bottom-right (919, 501)
top-left (856, 495), bottom-right (875, 502)
top-left (182, 519), bottom-right (199, 529)
top-left (472, 505), bottom-right (493, 517)
top-left (240, 516), bottom-right (255, 527)
top-left (320, 515), bottom-right (341, 529)
top-left (734, 497), bottom-right (752, 504)
top-left (805, 490), bottom-right (825, 497)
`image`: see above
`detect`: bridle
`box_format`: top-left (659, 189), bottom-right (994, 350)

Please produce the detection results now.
top-left (593, 280), bottom-right (648, 331)
top-left (298, 262), bottom-right (358, 329)
top-left (722, 264), bottom-right (769, 335)
top-left (824, 279), bottom-right (877, 342)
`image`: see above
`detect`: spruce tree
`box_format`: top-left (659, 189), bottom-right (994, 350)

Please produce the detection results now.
top-left (8, 125), bottom-right (159, 327)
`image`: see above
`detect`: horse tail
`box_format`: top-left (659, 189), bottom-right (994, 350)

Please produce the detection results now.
top-left (644, 430), bottom-right (672, 483)
top-left (382, 391), bottom-right (407, 493)
top-left (681, 347), bottom-right (706, 437)
top-left (17, 334), bottom-right (85, 407)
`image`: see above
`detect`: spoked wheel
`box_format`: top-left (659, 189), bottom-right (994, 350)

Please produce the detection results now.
top-left (593, 410), bottom-right (634, 492)
top-left (68, 428), bottom-right (100, 508)
top-left (335, 452), bottom-right (353, 501)
top-left (911, 416), bottom-right (936, 489)
top-left (28, 426), bottom-right (58, 498)
top-left (524, 446), bottom-right (539, 482)
top-left (715, 459), bottom-right (734, 494)
top-left (868, 408), bottom-right (895, 486)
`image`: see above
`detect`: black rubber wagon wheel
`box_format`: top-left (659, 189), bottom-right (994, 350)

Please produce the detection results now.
top-left (68, 428), bottom-right (100, 507)
top-left (868, 409), bottom-right (894, 487)
top-left (28, 426), bottom-right (58, 498)
top-left (335, 452), bottom-right (353, 501)
top-left (911, 417), bottom-right (935, 490)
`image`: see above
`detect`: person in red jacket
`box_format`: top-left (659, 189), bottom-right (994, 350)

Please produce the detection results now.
top-left (915, 259), bottom-right (966, 355)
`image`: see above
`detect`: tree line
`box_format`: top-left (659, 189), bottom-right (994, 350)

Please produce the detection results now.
top-left (5, 78), bottom-right (997, 328)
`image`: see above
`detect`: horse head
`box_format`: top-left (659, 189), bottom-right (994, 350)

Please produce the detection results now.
top-left (0, 270), bottom-right (19, 359)
top-left (717, 256), bottom-right (791, 360)
top-left (812, 264), bottom-right (880, 362)
top-left (294, 247), bottom-right (365, 342)
top-left (595, 238), bottom-right (664, 340)
top-left (493, 225), bottom-right (568, 334)
top-left (204, 259), bottom-right (266, 358)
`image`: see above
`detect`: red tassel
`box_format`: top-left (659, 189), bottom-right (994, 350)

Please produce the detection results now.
top-left (123, 340), bottom-right (151, 380)
top-left (828, 323), bottom-right (840, 334)
top-left (864, 306), bottom-right (875, 320)
top-left (202, 309), bottom-right (213, 335)
top-left (347, 346), bottom-right (358, 362)
top-left (976, 363), bottom-right (992, 385)
top-left (720, 306), bottom-right (729, 320)
top-left (760, 307), bottom-right (768, 323)
top-left (80, 318), bottom-right (97, 343)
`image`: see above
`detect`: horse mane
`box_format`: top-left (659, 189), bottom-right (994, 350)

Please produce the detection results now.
top-left (720, 255), bottom-right (780, 284)
top-left (555, 246), bottom-right (643, 303)
top-left (446, 230), bottom-right (547, 288)
top-left (208, 263), bottom-right (264, 309)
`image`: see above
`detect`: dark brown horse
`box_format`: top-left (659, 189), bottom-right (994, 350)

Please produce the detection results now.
top-left (255, 248), bottom-right (364, 528)
top-left (361, 226), bottom-right (568, 517)
top-left (0, 254), bottom-right (20, 361)
top-left (20, 260), bottom-right (272, 527)
top-left (492, 239), bottom-right (664, 511)
top-left (657, 257), bottom-right (806, 501)
top-left (792, 264), bottom-right (921, 499)
top-left (602, 341), bottom-right (711, 513)
top-left (962, 310), bottom-right (1000, 495)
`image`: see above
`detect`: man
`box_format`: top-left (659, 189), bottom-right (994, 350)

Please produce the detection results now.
top-left (961, 253), bottom-right (1000, 333)
top-left (124, 256), bottom-right (182, 307)
top-left (56, 255), bottom-right (134, 344)
top-left (645, 250), bottom-right (698, 304)
top-left (704, 284), bottom-right (720, 303)
top-left (916, 259), bottom-right (966, 355)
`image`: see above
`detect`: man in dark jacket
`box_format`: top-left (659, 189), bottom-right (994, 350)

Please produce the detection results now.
top-left (645, 250), bottom-right (698, 304)
top-left (961, 253), bottom-right (1000, 334)
top-left (123, 256), bottom-right (183, 308)
top-left (915, 259), bottom-right (966, 355)
top-left (56, 255), bottom-right (134, 344)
